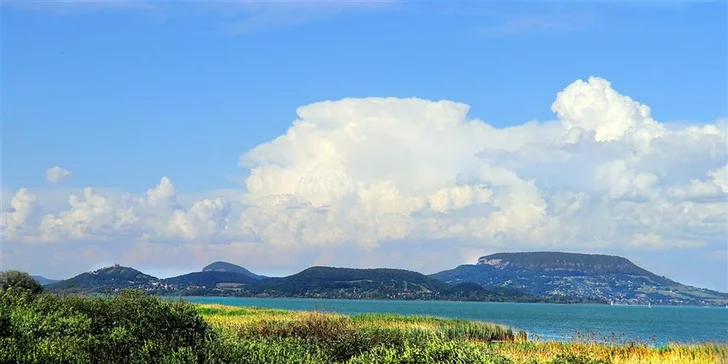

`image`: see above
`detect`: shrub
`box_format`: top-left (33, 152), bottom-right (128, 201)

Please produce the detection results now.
top-left (0, 289), bottom-right (215, 364)
top-left (0, 271), bottom-right (42, 294)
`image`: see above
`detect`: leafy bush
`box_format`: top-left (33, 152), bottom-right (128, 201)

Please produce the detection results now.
top-left (0, 289), bottom-right (214, 364)
top-left (0, 270), bottom-right (43, 294)
top-left (2, 290), bottom-right (521, 364)
top-left (3, 291), bottom-right (722, 364)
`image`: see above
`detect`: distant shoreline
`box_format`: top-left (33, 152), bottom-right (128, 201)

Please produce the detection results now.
top-left (170, 294), bottom-right (728, 308)
top-left (156, 294), bottom-right (607, 305)
top-left (44, 253), bottom-right (728, 308)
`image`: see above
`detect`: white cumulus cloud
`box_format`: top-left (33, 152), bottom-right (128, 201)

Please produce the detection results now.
top-left (3, 76), bottom-right (727, 289)
top-left (45, 166), bottom-right (71, 184)
top-left (0, 189), bottom-right (37, 235)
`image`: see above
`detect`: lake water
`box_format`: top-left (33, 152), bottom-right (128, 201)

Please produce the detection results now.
top-left (181, 297), bottom-right (728, 345)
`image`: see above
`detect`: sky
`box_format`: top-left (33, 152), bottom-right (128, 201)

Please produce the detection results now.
top-left (1, 1), bottom-right (727, 291)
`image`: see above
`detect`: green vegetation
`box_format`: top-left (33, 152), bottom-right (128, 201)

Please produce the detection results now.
top-left (165, 271), bottom-right (258, 287)
top-left (1, 285), bottom-right (213, 363)
top-left (31, 275), bottom-right (59, 286)
top-left (4, 274), bottom-right (725, 363)
top-left (47, 264), bottom-right (160, 294)
top-left (202, 261), bottom-right (267, 280)
top-left (478, 252), bottom-right (655, 276)
top-left (1, 283), bottom-right (522, 363)
top-left (1, 270), bottom-right (43, 294)
top-left (245, 266), bottom-right (458, 300)
top-left (40, 252), bottom-right (728, 306)
top-left (198, 304), bottom-right (726, 364)
top-left (432, 252), bottom-right (728, 306)
top-left (46, 265), bottom-right (602, 304)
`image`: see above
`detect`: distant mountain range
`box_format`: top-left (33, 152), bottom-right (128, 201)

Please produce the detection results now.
top-left (47, 265), bottom-right (160, 293)
top-left (31, 276), bottom-right (59, 286)
top-left (432, 252), bottom-right (728, 306)
top-left (202, 261), bottom-right (267, 281)
top-left (41, 252), bottom-right (728, 306)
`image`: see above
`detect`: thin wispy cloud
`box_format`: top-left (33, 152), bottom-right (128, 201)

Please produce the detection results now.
top-left (6, 0), bottom-right (396, 33)
top-left (5, 0), bottom-right (154, 14)
top-left (213, 0), bottom-right (395, 35)
top-left (477, 12), bottom-right (596, 37)
top-left (6, 1), bottom-right (606, 37)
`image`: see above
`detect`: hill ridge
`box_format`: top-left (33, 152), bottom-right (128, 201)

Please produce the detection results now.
top-left (31, 275), bottom-right (59, 286)
top-left (41, 251), bottom-right (727, 306)
top-left (202, 261), bottom-right (266, 281)
top-left (477, 251), bottom-right (654, 276)
top-left (431, 252), bottom-right (726, 306)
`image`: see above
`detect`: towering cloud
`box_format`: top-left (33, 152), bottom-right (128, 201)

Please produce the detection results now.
top-left (0, 189), bottom-right (37, 234)
top-left (3, 77), bottom-right (726, 284)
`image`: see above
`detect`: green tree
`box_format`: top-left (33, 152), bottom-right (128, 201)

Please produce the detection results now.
top-left (0, 270), bottom-right (42, 294)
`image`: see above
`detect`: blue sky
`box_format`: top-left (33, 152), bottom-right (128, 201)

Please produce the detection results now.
top-left (4, 1), bottom-right (726, 192)
top-left (2, 1), bottom-right (727, 291)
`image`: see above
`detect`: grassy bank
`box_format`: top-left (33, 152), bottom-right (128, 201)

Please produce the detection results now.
top-left (1, 283), bottom-right (725, 363)
top-left (198, 304), bottom-right (522, 343)
top-left (197, 304), bottom-right (727, 364)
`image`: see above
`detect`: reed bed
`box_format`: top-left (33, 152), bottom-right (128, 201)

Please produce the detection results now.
top-left (198, 304), bottom-right (520, 343)
top-left (196, 303), bottom-right (728, 364)
top-left (491, 341), bottom-right (728, 364)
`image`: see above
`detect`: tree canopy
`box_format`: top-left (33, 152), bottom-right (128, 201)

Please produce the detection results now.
top-left (0, 270), bottom-right (42, 294)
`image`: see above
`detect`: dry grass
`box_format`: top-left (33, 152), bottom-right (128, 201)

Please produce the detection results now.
top-left (196, 304), bottom-right (727, 364)
top-left (197, 304), bottom-right (520, 343)
top-left (492, 341), bottom-right (727, 364)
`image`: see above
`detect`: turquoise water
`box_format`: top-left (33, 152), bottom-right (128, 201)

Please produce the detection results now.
top-left (182, 297), bottom-right (728, 344)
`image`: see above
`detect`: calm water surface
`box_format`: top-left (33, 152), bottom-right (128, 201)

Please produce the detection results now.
top-left (182, 297), bottom-right (728, 344)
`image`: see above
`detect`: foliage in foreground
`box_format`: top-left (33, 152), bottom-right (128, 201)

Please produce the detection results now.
top-left (491, 341), bottom-right (728, 364)
top-left (199, 304), bottom-right (727, 364)
top-left (0, 288), bottom-right (213, 364)
top-left (200, 304), bottom-right (522, 363)
top-left (0, 270), bottom-right (43, 294)
top-left (1, 280), bottom-right (726, 364)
